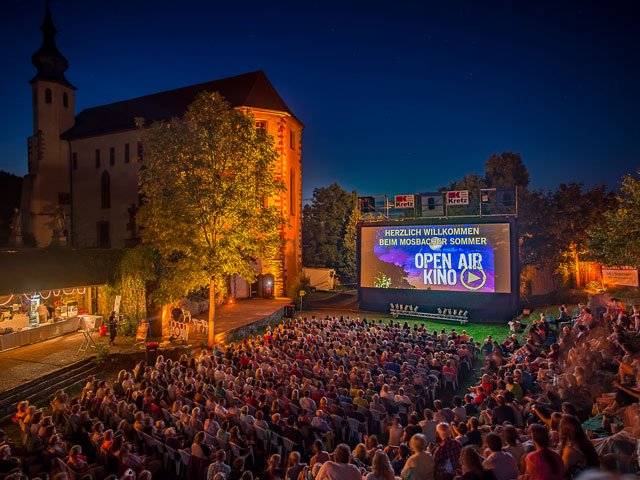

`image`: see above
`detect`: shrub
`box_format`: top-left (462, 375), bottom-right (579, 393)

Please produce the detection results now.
top-left (93, 342), bottom-right (111, 366)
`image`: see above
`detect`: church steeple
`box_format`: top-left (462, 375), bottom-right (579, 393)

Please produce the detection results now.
top-left (30, 1), bottom-right (74, 88)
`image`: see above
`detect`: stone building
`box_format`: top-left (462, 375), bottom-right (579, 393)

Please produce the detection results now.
top-left (21, 4), bottom-right (303, 297)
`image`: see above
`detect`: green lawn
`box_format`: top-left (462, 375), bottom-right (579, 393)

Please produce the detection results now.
top-left (379, 316), bottom-right (512, 343)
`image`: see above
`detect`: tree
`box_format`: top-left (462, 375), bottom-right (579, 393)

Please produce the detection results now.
top-left (341, 205), bottom-right (361, 285)
top-left (590, 171), bottom-right (640, 268)
top-left (485, 152), bottom-right (530, 189)
top-left (518, 189), bottom-right (553, 265)
top-left (443, 173), bottom-right (487, 215)
top-left (0, 171), bottom-right (22, 245)
top-left (302, 184), bottom-right (357, 279)
top-left (137, 92), bottom-right (284, 347)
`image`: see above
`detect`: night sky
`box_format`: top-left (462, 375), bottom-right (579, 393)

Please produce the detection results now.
top-left (1, 0), bottom-right (638, 199)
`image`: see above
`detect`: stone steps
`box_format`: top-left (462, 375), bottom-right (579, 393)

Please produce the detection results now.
top-left (0, 358), bottom-right (99, 423)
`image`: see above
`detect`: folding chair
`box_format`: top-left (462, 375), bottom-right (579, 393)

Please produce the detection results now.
top-left (164, 445), bottom-right (182, 476)
top-left (178, 449), bottom-right (191, 477)
top-left (254, 425), bottom-right (270, 453)
top-left (270, 431), bottom-right (283, 457)
top-left (230, 441), bottom-right (254, 467)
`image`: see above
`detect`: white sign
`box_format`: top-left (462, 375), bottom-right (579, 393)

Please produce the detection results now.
top-left (446, 190), bottom-right (469, 205)
top-left (394, 194), bottom-right (415, 209)
top-left (113, 295), bottom-right (122, 315)
top-left (169, 320), bottom-right (189, 340)
top-left (602, 268), bottom-right (639, 287)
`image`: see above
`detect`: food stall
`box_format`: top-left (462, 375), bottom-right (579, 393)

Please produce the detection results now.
top-left (0, 288), bottom-right (104, 351)
top-left (0, 249), bottom-right (117, 352)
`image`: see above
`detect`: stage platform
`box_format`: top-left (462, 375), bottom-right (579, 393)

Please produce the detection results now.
top-left (0, 297), bottom-right (289, 393)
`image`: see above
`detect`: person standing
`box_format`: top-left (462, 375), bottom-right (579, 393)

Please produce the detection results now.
top-left (108, 311), bottom-right (117, 346)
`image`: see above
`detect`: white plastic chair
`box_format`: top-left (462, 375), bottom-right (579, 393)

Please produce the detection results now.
top-left (442, 371), bottom-right (458, 390)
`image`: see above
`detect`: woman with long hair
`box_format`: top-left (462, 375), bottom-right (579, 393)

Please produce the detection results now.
top-left (263, 453), bottom-right (283, 480)
top-left (522, 424), bottom-right (564, 480)
top-left (365, 450), bottom-right (397, 480)
top-left (558, 414), bottom-right (600, 476)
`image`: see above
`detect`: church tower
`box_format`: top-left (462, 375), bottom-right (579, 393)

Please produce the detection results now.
top-left (23, 1), bottom-right (75, 246)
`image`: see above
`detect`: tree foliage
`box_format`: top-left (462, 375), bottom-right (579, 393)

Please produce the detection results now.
top-left (302, 183), bottom-right (357, 281)
top-left (485, 152), bottom-right (530, 189)
top-left (444, 153), bottom-right (617, 288)
top-left (590, 172), bottom-right (640, 268)
top-left (0, 171), bottom-right (22, 245)
top-left (137, 92), bottom-right (284, 346)
top-left (341, 205), bottom-right (361, 285)
top-left (105, 245), bottom-right (158, 326)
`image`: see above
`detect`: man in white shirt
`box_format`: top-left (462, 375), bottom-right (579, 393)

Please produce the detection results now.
top-left (315, 444), bottom-right (362, 480)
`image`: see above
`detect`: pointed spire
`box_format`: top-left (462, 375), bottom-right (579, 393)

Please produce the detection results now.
top-left (30, 0), bottom-right (74, 88)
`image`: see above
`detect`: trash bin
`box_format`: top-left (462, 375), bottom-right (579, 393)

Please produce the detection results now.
top-left (145, 341), bottom-right (159, 363)
top-left (284, 303), bottom-right (296, 318)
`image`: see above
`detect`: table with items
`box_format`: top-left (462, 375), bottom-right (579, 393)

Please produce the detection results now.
top-left (0, 315), bottom-right (103, 352)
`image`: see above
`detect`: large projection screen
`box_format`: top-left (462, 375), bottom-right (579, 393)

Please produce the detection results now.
top-left (360, 223), bottom-right (511, 294)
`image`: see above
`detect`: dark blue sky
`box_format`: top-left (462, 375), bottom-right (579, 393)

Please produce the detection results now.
top-left (1, 0), bottom-right (638, 199)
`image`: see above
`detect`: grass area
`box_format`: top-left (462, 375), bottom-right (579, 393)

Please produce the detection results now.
top-left (302, 309), bottom-right (515, 343)
top-left (380, 316), bottom-right (511, 343)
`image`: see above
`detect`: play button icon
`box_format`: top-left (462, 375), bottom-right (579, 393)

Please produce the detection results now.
top-left (460, 268), bottom-right (487, 291)
top-left (467, 271), bottom-right (481, 283)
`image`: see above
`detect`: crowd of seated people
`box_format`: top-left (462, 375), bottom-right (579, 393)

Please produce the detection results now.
top-left (3, 303), bottom-right (640, 480)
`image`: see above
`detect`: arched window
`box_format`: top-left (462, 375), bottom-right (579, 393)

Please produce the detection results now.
top-left (45, 88), bottom-right (52, 104)
top-left (100, 171), bottom-right (111, 209)
top-left (63, 92), bottom-right (68, 108)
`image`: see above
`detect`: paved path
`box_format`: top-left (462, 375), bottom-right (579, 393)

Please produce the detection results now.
top-left (0, 298), bottom-right (289, 392)
top-left (191, 297), bottom-right (290, 336)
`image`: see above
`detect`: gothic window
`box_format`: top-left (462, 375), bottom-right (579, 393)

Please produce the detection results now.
top-left (45, 88), bottom-right (52, 104)
top-left (100, 171), bottom-right (111, 209)
top-left (63, 92), bottom-right (68, 107)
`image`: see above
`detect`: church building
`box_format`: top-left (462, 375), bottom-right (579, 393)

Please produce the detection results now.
top-left (21, 4), bottom-right (303, 297)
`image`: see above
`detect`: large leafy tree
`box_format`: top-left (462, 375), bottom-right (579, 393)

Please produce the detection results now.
top-left (302, 184), bottom-right (357, 280)
top-left (549, 183), bottom-right (614, 282)
top-left (341, 205), bottom-right (361, 285)
top-left (138, 92), bottom-right (284, 346)
top-left (590, 172), bottom-right (640, 268)
top-left (485, 152), bottom-right (530, 189)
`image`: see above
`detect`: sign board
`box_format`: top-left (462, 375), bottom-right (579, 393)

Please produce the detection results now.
top-left (169, 320), bottom-right (189, 341)
top-left (135, 322), bottom-right (149, 341)
top-left (358, 196), bottom-right (376, 213)
top-left (446, 190), bottom-right (469, 206)
top-left (394, 194), bottom-right (415, 209)
top-left (420, 193), bottom-right (444, 217)
top-left (113, 295), bottom-right (122, 315)
top-left (299, 290), bottom-right (307, 297)
top-left (602, 268), bottom-right (639, 287)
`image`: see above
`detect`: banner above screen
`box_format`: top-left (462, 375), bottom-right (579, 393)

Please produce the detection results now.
top-left (360, 223), bottom-right (511, 294)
